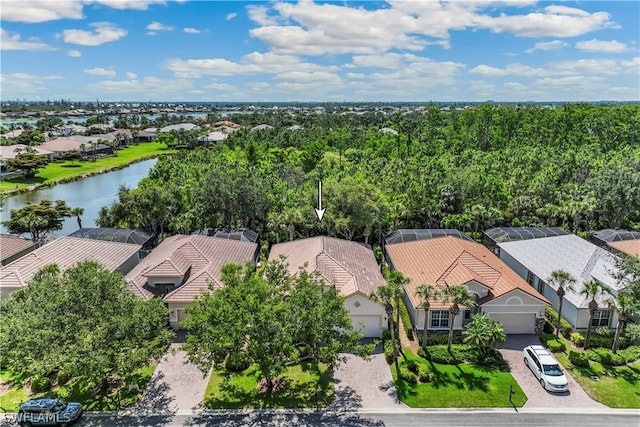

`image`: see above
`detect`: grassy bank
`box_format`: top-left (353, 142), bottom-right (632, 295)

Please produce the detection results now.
top-left (1, 143), bottom-right (174, 194)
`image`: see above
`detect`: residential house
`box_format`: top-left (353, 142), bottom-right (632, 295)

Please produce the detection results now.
top-left (483, 227), bottom-right (568, 256)
top-left (197, 131), bottom-right (227, 144)
top-left (498, 234), bottom-right (623, 331)
top-left (268, 236), bottom-right (388, 337)
top-left (158, 123), bottom-right (200, 133)
top-left (0, 145), bottom-right (55, 170)
top-left (125, 234), bottom-right (259, 330)
top-left (251, 124), bottom-right (274, 131)
top-left (0, 234), bottom-right (36, 266)
top-left (385, 233), bottom-right (549, 335)
top-left (0, 236), bottom-right (142, 299)
top-left (588, 229), bottom-right (640, 259)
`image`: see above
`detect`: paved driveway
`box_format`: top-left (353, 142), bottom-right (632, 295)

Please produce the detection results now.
top-left (129, 343), bottom-right (211, 414)
top-left (329, 342), bottom-right (407, 410)
top-left (499, 335), bottom-right (606, 409)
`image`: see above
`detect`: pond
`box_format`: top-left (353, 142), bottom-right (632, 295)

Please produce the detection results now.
top-left (0, 158), bottom-right (158, 238)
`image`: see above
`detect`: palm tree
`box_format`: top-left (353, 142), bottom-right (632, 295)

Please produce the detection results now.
top-left (548, 270), bottom-right (577, 339)
top-left (580, 280), bottom-right (611, 349)
top-left (284, 207), bottom-right (303, 241)
top-left (70, 207), bottom-right (84, 232)
top-left (441, 285), bottom-right (477, 352)
top-left (606, 292), bottom-right (640, 353)
top-left (369, 278), bottom-right (404, 368)
top-left (415, 284), bottom-right (440, 349)
top-left (463, 314), bottom-right (506, 356)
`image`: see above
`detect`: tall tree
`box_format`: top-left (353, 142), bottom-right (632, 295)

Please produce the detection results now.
top-left (2, 199), bottom-right (74, 246)
top-left (182, 260), bottom-right (371, 394)
top-left (441, 285), bottom-right (477, 352)
top-left (548, 270), bottom-right (577, 339)
top-left (579, 280), bottom-right (611, 349)
top-left (369, 278), bottom-right (404, 369)
top-left (0, 262), bottom-right (172, 405)
top-left (606, 292), bottom-right (640, 353)
top-left (415, 283), bottom-right (439, 349)
top-left (5, 152), bottom-right (49, 178)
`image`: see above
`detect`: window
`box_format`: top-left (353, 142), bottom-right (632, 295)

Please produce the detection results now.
top-left (431, 310), bottom-right (450, 328)
top-left (591, 310), bottom-right (611, 327)
top-left (527, 271), bottom-right (535, 286)
top-left (537, 280), bottom-right (546, 295)
top-left (463, 310), bottom-right (471, 321)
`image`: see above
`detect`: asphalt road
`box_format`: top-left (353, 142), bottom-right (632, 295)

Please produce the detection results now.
top-left (4, 409), bottom-right (636, 427)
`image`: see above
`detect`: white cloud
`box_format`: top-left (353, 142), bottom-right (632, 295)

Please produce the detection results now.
top-left (203, 83), bottom-right (236, 91)
top-left (84, 67), bottom-right (117, 77)
top-left (525, 40), bottom-right (567, 54)
top-left (67, 49), bottom-right (82, 57)
top-left (226, 13), bottom-right (237, 21)
top-left (575, 39), bottom-right (630, 53)
top-left (0, 0), bottom-right (84, 23)
top-left (471, 63), bottom-right (547, 77)
top-left (0, 72), bottom-right (62, 99)
top-left (165, 51), bottom-right (334, 78)
top-left (125, 72), bottom-right (138, 79)
top-left (63, 22), bottom-right (127, 46)
top-left (184, 27), bottom-right (201, 34)
top-left (247, 5), bottom-right (278, 26)
top-left (87, 0), bottom-right (166, 10)
top-left (147, 21), bottom-right (174, 32)
top-left (1, 29), bottom-right (56, 51)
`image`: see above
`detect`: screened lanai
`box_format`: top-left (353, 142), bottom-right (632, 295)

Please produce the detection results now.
top-left (384, 229), bottom-right (473, 245)
top-left (483, 227), bottom-right (568, 255)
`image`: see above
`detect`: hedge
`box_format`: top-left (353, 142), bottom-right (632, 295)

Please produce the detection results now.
top-left (422, 332), bottom-right (464, 346)
top-left (544, 306), bottom-right (573, 339)
top-left (384, 339), bottom-right (396, 365)
top-left (418, 364), bottom-right (431, 382)
top-left (585, 348), bottom-right (625, 366)
top-left (617, 346), bottom-right (640, 363)
top-left (399, 299), bottom-right (414, 341)
top-left (399, 364), bottom-right (417, 385)
top-left (568, 350), bottom-right (590, 367)
top-left (418, 345), bottom-right (470, 364)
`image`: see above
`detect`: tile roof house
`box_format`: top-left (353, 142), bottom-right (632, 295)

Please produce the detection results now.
top-left (498, 234), bottom-right (623, 331)
top-left (268, 236), bottom-right (388, 337)
top-left (0, 236), bottom-right (142, 299)
top-left (385, 235), bottom-right (549, 335)
top-left (608, 240), bottom-right (640, 258)
top-left (124, 234), bottom-right (259, 329)
top-left (0, 234), bottom-right (36, 266)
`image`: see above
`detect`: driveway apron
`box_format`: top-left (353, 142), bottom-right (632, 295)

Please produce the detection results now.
top-left (329, 343), bottom-right (407, 410)
top-left (499, 335), bottom-right (607, 409)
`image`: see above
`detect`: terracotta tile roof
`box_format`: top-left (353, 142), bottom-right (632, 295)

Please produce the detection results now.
top-left (609, 239), bottom-right (640, 258)
top-left (0, 234), bottom-right (35, 264)
top-left (268, 236), bottom-right (385, 297)
top-left (124, 234), bottom-right (258, 302)
top-left (0, 236), bottom-right (142, 293)
top-left (385, 236), bottom-right (549, 309)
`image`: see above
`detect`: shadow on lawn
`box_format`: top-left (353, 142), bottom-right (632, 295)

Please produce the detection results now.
top-left (184, 410), bottom-right (385, 427)
top-left (426, 360), bottom-right (489, 392)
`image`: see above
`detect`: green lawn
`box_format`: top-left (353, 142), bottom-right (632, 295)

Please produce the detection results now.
top-left (554, 350), bottom-right (640, 408)
top-left (0, 365), bottom-right (155, 412)
top-left (392, 350), bottom-right (527, 408)
top-left (204, 363), bottom-right (334, 409)
top-left (1, 142), bottom-right (175, 193)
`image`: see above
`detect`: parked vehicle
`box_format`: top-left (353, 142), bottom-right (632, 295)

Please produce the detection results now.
top-left (523, 345), bottom-right (569, 392)
top-left (17, 398), bottom-right (82, 426)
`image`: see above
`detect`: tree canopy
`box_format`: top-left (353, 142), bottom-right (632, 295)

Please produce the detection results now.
top-left (2, 199), bottom-right (75, 246)
top-left (0, 261), bottom-right (172, 398)
top-left (96, 104), bottom-right (640, 243)
top-left (181, 259), bottom-right (373, 393)
top-left (5, 151), bottom-right (50, 178)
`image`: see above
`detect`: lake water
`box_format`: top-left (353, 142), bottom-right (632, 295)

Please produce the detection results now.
top-left (0, 158), bottom-right (158, 238)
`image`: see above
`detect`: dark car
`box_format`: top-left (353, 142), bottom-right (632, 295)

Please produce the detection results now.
top-left (17, 398), bottom-right (82, 426)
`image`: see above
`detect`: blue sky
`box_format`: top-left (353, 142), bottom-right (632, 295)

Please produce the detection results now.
top-left (1, 0), bottom-right (638, 102)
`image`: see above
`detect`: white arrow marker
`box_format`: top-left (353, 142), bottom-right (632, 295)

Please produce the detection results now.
top-left (315, 180), bottom-right (326, 221)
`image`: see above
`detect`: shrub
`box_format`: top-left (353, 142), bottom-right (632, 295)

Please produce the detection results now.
top-left (399, 300), bottom-right (414, 341)
top-left (540, 333), bottom-right (566, 352)
top-left (617, 346), bottom-right (640, 363)
top-left (589, 333), bottom-right (614, 350)
top-left (422, 345), bottom-right (470, 364)
top-left (382, 329), bottom-right (391, 341)
top-left (543, 320), bottom-right (554, 334)
top-left (399, 365), bottom-right (417, 385)
top-left (570, 332), bottom-right (585, 348)
top-left (384, 340), bottom-right (395, 365)
top-left (57, 369), bottom-right (72, 385)
top-left (424, 332), bottom-right (464, 346)
top-left (568, 350), bottom-right (590, 368)
top-left (418, 364), bottom-right (430, 382)
top-left (225, 352), bottom-right (251, 372)
top-left (585, 348), bottom-right (625, 366)
top-left (472, 349), bottom-right (510, 372)
top-left (405, 358), bottom-right (419, 374)
top-left (544, 306), bottom-right (572, 338)
top-left (30, 374), bottom-right (52, 393)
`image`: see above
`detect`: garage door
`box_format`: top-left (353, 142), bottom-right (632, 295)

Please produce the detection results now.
top-left (352, 315), bottom-right (383, 338)
top-left (487, 313), bottom-right (535, 334)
